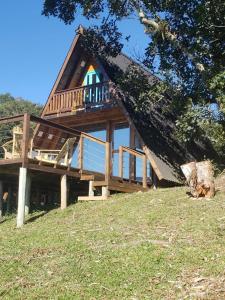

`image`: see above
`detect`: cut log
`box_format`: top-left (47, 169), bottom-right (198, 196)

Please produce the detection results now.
top-left (181, 162), bottom-right (197, 197)
top-left (181, 161), bottom-right (215, 198)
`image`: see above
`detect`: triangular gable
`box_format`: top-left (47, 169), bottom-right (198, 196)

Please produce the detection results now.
top-left (42, 29), bottom-right (110, 118)
top-left (40, 27), bottom-right (183, 184)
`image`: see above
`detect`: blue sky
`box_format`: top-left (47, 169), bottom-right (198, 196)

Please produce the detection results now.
top-left (0, 1), bottom-right (149, 105)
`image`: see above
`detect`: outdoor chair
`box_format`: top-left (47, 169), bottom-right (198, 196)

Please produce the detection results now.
top-left (2, 126), bottom-right (33, 159)
top-left (35, 137), bottom-right (77, 166)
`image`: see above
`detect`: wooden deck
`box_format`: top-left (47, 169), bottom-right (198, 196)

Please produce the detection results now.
top-left (0, 113), bottom-right (153, 226)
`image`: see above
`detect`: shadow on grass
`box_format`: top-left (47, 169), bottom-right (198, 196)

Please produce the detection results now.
top-left (0, 218), bottom-right (7, 224)
top-left (25, 211), bottom-right (49, 224)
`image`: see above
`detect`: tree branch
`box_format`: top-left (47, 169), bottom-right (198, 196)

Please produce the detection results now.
top-left (138, 9), bottom-right (205, 72)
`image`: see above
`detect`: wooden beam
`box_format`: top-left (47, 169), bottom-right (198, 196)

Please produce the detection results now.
top-left (27, 163), bottom-right (80, 178)
top-left (0, 159), bottom-right (22, 166)
top-left (119, 146), bottom-right (123, 179)
top-left (105, 121), bottom-right (113, 183)
top-left (129, 125), bottom-right (136, 180)
top-left (142, 155), bottom-right (147, 188)
top-left (78, 136), bottom-right (84, 171)
top-left (0, 114), bottom-right (24, 125)
top-left (22, 113), bottom-right (30, 167)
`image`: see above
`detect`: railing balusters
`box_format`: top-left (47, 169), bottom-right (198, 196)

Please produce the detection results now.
top-left (46, 82), bottom-right (111, 114)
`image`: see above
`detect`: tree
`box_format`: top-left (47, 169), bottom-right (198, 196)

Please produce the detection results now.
top-left (0, 94), bottom-right (42, 149)
top-left (42, 0), bottom-right (225, 164)
top-left (42, 0), bottom-right (225, 111)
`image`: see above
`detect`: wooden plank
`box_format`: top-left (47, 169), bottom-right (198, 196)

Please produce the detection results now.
top-left (108, 179), bottom-right (149, 193)
top-left (0, 159), bottom-right (23, 166)
top-left (0, 115), bottom-right (24, 125)
top-left (78, 196), bottom-right (108, 201)
top-left (80, 174), bottom-right (95, 181)
top-left (92, 181), bottom-right (107, 187)
top-left (27, 163), bottom-right (80, 178)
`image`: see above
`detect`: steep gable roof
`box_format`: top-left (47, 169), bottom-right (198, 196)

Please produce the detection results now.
top-left (41, 27), bottom-right (219, 184)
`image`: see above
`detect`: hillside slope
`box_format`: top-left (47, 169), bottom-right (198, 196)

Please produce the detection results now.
top-left (0, 187), bottom-right (225, 299)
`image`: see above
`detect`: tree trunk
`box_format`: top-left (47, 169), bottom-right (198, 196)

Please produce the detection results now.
top-left (181, 161), bottom-right (215, 198)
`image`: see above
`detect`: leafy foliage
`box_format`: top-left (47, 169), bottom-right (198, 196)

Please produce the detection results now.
top-left (0, 93), bottom-right (42, 148)
top-left (176, 105), bottom-right (225, 158)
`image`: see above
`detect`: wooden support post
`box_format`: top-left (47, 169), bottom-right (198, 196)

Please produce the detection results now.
top-left (119, 146), bottom-right (123, 179)
top-left (102, 186), bottom-right (110, 198)
top-left (105, 121), bottom-right (113, 183)
top-left (7, 185), bottom-right (12, 214)
top-left (61, 175), bottom-right (67, 210)
top-left (22, 113), bottom-right (30, 167)
top-left (153, 170), bottom-right (158, 190)
top-left (129, 125), bottom-right (136, 181)
top-left (25, 173), bottom-right (31, 216)
top-left (0, 181), bottom-right (3, 220)
top-left (78, 136), bottom-right (84, 171)
top-left (89, 181), bottom-right (94, 197)
top-left (17, 167), bottom-right (27, 228)
top-left (142, 155), bottom-right (147, 188)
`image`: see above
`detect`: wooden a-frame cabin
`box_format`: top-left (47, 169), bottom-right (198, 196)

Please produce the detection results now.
top-left (1, 26), bottom-right (206, 227)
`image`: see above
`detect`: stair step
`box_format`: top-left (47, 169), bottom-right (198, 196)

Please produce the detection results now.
top-left (78, 196), bottom-right (108, 201)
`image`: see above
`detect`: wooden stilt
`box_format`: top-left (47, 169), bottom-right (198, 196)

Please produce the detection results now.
top-left (17, 167), bottom-right (27, 228)
top-left (61, 174), bottom-right (67, 209)
top-left (153, 170), bottom-right (158, 190)
top-left (7, 185), bottom-right (12, 214)
top-left (102, 186), bottom-right (110, 198)
top-left (25, 173), bottom-right (31, 216)
top-left (89, 181), bottom-right (94, 197)
top-left (0, 181), bottom-right (3, 220)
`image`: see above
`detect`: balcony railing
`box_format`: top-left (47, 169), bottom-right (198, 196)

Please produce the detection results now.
top-left (45, 81), bottom-right (112, 115)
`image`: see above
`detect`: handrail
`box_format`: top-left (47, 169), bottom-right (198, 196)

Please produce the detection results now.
top-left (118, 145), bottom-right (147, 187)
top-left (81, 133), bottom-right (106, 145)
top-left (120, 146), bottom-right (145, 158)
top-left (55, 81), bottom-right (110, 94)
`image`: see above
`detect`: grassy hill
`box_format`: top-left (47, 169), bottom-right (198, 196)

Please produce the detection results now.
top-left (0, 187), bottom-right (225, 299)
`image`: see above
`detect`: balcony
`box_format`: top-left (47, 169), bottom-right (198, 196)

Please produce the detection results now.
top-left (45, 81), bottom-right (112, 115)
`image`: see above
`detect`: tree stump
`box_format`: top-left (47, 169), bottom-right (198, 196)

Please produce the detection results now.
top-left (181, 161), bottom-right (215, 198)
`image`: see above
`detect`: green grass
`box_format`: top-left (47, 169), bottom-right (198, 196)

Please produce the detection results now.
top-left (0, 187), bottom-right (225, 299)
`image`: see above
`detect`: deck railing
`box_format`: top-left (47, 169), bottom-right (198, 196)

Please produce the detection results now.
top-left (0, 114), bottom-right (150, 188)
top-left (45, 81), bottom-right (112, 115)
